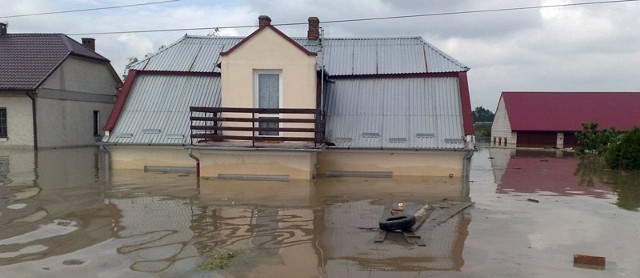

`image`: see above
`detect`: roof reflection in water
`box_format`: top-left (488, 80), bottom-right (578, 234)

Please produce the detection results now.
top-left (490, 148), bottom-right (613, 198)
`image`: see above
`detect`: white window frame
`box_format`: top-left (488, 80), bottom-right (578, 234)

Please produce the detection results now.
top-left (253, 70), bottom-right (283, 137)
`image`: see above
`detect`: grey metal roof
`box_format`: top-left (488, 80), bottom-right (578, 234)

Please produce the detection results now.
top-left (130, 35), bottom-right (468, 75)
top-left (325, 77), bottom-right (465, 149)
top-left (0, 33), bottom-right (110, 90)
top-left (115, 33), bottom-right (468, 148)
top-left (105, 74), bottom-right (220, 145)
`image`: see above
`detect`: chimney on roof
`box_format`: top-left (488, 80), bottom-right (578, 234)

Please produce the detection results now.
top-left (82, 38), bottom-right (95, 51)
top-left (307, 17), bottom-right (320, 41)
top-left (0, 22), bottom-right (7, 36)
top-left (258, 15), bottom-right (271, 27)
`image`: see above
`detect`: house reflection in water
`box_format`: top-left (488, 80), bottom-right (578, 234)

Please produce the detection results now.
top-left (489, 148), bottom-right (613, 198)
top-left (0, 147), bottom-right (112, 266)
top-left (104, 175), bottom-right (472, 276)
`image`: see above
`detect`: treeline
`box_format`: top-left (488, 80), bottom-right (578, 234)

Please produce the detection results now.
top-left (576, 123), bottom-right (640, 171)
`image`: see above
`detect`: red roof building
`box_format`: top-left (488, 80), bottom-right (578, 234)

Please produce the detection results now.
top-left (491, 92), bottom-right (640, 148)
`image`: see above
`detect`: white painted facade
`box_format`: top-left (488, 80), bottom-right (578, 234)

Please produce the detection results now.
top-left (490, 96), bottom-right (517, 147)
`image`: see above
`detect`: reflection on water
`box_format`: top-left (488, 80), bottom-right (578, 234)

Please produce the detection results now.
top-left (0, 147), bottom-right (471, 277)
top-left (4, 146), bottom-right (637, 276)
top-left (489, 148), bottom-right (640, 208)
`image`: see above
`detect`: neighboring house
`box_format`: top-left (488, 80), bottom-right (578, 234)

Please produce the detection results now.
top-left (491, 92), bottom-right (640, 148)
top-left (0, 23), bottom-right (120, 149)
top-left (102, 16), bottom-right (474, 180)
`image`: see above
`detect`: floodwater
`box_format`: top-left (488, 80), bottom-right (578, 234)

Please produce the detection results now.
top-left (0, 145), bottom-right (638, 277)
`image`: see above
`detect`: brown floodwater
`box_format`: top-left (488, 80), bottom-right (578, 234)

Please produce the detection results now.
top-left (0, 145), bottom-right (638, 277)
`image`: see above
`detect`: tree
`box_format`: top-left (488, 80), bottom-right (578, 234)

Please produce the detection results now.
top-left (471, 106), bottom-right (494, 123)
top-left (605, 127), bottom-right (640, 170)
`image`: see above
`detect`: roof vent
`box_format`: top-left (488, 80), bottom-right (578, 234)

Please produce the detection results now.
top-left (307, 17), bottom-right (320, 41)
top-left (81, 38), bottom-right (95, 51)
top-left (0, 22), bottom-right (7, 36)
top-left (258, 15), bottom-right (271, 27)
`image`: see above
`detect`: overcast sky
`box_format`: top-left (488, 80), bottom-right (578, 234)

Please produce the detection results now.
top-left (2, 0), bottom-right (639, 110)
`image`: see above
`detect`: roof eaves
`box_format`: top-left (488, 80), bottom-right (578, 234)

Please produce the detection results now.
top-left (419, 37), bottom-right (469, 71)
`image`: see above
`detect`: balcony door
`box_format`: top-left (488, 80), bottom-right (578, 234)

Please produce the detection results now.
top-left (255, 70), bottom-right (282, 136)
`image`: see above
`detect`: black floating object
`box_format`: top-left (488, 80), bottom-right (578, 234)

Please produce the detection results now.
top-left (379, 215), bottom-right (416, 231)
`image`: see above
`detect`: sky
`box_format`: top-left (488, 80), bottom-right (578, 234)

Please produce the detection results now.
top-left (2, 0), bottom-right (639, 110)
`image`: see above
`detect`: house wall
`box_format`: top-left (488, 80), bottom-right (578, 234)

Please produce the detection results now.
top-left (40, 56), bottom-right (118, 96)
top-left (220, 27), bottom-right (317, 138)
top-left (490, 97), bottom-right (516, 147)
top-left (0, 92), bottom-right (34, 148)
top-left (36, 57), bottom-right (117, 148)
top-left (108, 146), bottom-right (317, 180)
top-left (36, 99), bottom-right (114, 148)
top-left (108, 146), bottom-right (195, 170)
top-left (197, 150), bottom-right (317, 180)
top-left (317, 150), bottom-right (467, 177)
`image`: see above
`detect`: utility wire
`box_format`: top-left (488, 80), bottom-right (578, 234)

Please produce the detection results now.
top-left (0, 0), bottom-right (181, 19)
top-left (63, 0), bottom-right (640, 35)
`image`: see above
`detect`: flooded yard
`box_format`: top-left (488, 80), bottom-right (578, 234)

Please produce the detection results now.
top-left (0, 145), bottom-right (638, 277)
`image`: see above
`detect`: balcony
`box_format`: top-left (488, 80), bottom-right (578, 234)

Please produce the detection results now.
top-left (189, 107), bottom-right (325, 148)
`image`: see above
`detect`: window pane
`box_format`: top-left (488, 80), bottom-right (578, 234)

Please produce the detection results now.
top-left (0, 109), bottom-right (7, 137)
top-left (258, 74), bottom-right (279, 109)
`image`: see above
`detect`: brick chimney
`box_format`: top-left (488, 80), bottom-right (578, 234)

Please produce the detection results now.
top-left (0, 22), bottom-right (7, 36)
top-left (307, 17), bottom-right (320, 41)
top-left (258, 15), bottom-right (271, 27)
top-left (81, 38), bottom-right (95, 51)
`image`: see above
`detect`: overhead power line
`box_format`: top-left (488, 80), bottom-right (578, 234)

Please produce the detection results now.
top-left (62, 0), bottom-right (640, 36)
top-left (0, 0), bottom-right (181, 19)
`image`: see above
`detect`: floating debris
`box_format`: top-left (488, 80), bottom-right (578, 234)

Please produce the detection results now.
top-left (199, 250), bottom-right (238, 270)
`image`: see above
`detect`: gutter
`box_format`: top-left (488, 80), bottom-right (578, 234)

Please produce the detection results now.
top-left (187, 148), bottom-right (200, 178)
top-left (99, 144), bottom-right (111, 181)
top-left (25, 92), bottom-right (37, 149)
top-left (461, 147), bottom-right (475, 197)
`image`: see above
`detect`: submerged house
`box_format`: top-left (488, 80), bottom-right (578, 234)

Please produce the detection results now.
top-left (102, 16), bottom-right (474, 180)
top-left (491, 92), bottom-right (640, 148)
top-left (0, 23), bottom-right (120, 149)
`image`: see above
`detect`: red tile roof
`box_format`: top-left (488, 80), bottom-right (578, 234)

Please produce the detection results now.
top-left (502, 92), bottom-right (640, 132)
top-left (0, 33), bottom-right (109, 90)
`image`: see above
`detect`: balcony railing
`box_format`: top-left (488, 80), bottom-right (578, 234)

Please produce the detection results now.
top-left (189, 107), bottom-right (325, 147)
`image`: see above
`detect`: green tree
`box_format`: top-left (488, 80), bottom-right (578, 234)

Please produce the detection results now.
top-left (575, 122), bottom-right (620, 157)
top-left (605, 127), bottom-right (640, 170)
top-left (471, 106), bottom-right (495, 123)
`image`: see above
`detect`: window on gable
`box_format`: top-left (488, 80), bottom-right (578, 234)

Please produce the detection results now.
top-left (0, 108), bottom-right (7, 138)
top-left (255, 71), bottom-right (281, 136)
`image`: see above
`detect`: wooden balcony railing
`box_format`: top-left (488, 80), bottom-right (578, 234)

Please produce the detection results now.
top-left (189, 107), bottom-right (325, 147)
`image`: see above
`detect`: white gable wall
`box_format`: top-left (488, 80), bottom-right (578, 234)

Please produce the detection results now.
top-left (490, 96), bottom-right (516, 147)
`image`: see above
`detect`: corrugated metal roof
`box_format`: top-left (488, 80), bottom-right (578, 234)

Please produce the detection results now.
top-left (106, 74), bottom-right (220, 145)
top-left (325, 77), bottom-right (465, 149)
top-left (131, 35), bottom-right (468, 75)
top-left (0, 33), bottom-right (110, 90)
top-left (502, 92), bottom-right (640, 132)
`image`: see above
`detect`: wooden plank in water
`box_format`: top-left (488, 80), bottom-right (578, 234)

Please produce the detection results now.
top-left (409, 204), bottom-right (434, 232)
top-left (374, 230), bottom-right (387, 243)
top-left (428, 202), bottom-right (474, 226)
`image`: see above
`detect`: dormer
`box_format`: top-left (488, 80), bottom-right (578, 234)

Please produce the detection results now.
top-left (218, 16), bottom-right (319, 139)
top-left (220, 16), bottom-right (317, 111)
